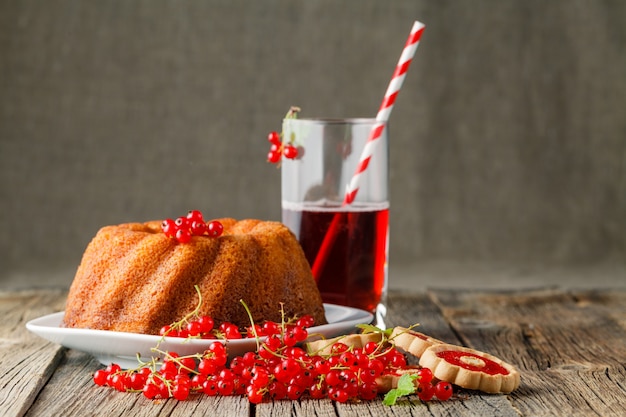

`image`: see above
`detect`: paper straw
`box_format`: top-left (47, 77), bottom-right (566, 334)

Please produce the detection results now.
top-left (312, 20), bottom-right (425, 279)
top-left (344, 20), bottom-right (425, 204)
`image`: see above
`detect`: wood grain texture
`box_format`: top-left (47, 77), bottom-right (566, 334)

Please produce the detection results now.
top-left (3, 289), bottom-right (625, 416)
top-left (0, 291), bottom-right (66, 417)
top-left (429, 288), bottom-right (626, 417)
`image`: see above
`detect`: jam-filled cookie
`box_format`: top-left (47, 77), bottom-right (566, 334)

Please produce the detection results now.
top-left (390, 327), bottom-right (443, 357)
top-left (419, 344), bottom-right (520, 393)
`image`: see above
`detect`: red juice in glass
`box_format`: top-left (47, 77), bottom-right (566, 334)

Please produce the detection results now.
top-left (281, 118), bottom-right (389, 321)
top-left (282, 202), bottom-right (389, 313)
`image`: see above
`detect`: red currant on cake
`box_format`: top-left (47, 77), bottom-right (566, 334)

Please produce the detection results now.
top-left (161, 210), bottom-right (223, 242)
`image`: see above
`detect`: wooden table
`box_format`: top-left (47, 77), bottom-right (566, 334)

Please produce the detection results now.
top-left (2, 288), bottom-right (625, 416)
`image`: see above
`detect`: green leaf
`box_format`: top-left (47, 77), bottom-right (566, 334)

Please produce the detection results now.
top-left (382, 390), bottom-right (400, 406)
top-left (356, 323), bottom-right (393, 337)
top-left (382, 373), bottom-right (418, 406)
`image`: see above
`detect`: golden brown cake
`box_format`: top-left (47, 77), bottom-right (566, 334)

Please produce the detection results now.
top-left (63, 218), bottom-right (327, 335)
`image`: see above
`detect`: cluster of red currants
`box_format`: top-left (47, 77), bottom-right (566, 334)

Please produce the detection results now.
top-left (93, 314), bottom-right (454, 404)
top-left (93, 343), bottom-right (230, 401)
top-left (266, 131), bottom-right (301, 164)
top-left (158, 313), bottom-right (311, 343)
top-left (414, 367), bottom-right (453, 401)
top-left (161, 210), bottom-right (223, 244)
top-left (266, 106), bottom-right (303, 164)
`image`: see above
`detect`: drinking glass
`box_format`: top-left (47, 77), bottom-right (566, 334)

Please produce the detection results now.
top-left (281, 118), bottom-right (389, 325)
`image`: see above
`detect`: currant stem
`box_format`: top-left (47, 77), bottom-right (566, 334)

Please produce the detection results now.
top-left (240, 299), bottom-right (261, 351)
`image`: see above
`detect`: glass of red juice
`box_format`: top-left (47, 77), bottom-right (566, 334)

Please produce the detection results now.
top-left (281, 118), bottom-right (389, 325)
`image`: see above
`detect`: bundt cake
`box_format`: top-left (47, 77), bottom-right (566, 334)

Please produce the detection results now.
top-left (63, 217), bottom-right (327, 335)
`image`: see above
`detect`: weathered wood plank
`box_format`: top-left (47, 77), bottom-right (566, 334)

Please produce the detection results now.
top-left (26, 349), bottom-right (251, 417)
top-left (384, 291), bottom-right (522, 416)
top-left (7, 289), bottom-right (626, 416)
top-left (256, 398), bottom-right (337, 417)
top-left (0, 290), bottom-right (67, 417)
top-left (429, 288), bottom-right (626, 417)
top-left (386, 291), bottom-right (463, 345)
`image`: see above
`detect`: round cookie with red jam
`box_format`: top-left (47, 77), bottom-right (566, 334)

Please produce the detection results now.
top-left (419, 344), bottom-right (520, 393)
top-left (390, 327), bottom-right (443, 358)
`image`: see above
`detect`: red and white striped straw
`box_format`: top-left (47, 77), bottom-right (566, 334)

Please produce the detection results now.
top-left (312, 21), bottom-right (425, 279)
top-left (343, 20), bottom-right (425, 205)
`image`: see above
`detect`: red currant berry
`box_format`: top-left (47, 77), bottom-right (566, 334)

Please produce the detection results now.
top-left (250, 366), bottom-right (270, 387)
top-left (207, 221), bottom-right (224, 237)
top-left (339, 352), bottom-right (358, 369)
top-left (198, 316), bottom-right (214, 334)
top-left (187, 321), bottom-right (202, 337)
top-left (275, 358), bottom-right (300, 383)
top-left (158, 382), bottom-right (170, 399)
top-left (241, 351), bottom-right (257, 367)
top-left (222, 323), bottom-right (242, 339)
top-left (130, 372), bottom-right (147, 390)
top-left (330, 388), bottom-right (349, 403)
top-left (314, 357), bottom-right (331, 375)
top-left (286, 384), bottom-right (304, 400)
top-left (282, 330), bottom-right (298, 347)
top-left (202, 378), bottom-right (219, 396)
top-left (389, 351), bottom-right (407, 368)
top-left (105, 363), bottom-right (121, 374)
top-left (295, 315), bottom-right (315, 329)
top-left (283, 144), bottom-right (298, 159)
top-left (174, 216), bottom-right (189, 229)
top-left (190, 220), bottom-right (207, 236)
top-left (217, 379), bottom-right (234, 396)
top-left (159, 325), bottom-right (172, 336)
top-left (246, 324), bottom-right (263, 338)
top-left (175, 228), bottom-right (192, 243)
top-left (267, 131), bottom-right (281, 145)
top-left (262, 321), bottom-right (280, 336)
top-left (186, 210), bottom-right (204, 222)
top-left (267, 150), bottom-right (281, 164)
top-left (364, 341), bottom-right (379, 355)
top-left (331, 342), bottom-right (349, 355)
top-left (267, 381), bottom-right (287, 400)
top-left (246, 384), bottom-right (265, 404)
top-left (160, 360), bottom-right (178, 376)
top-left (309, 382), bottom-right (326, 399)
top-left (269, 143), bottom-right (282, 153)
top-left (143, 382), bottom-right (160, 399)
top-left (178, 357), bottom-right (196, 372)
top-left (292, 326), bottom-right (308, 342)
top-left (417, 382), bottom-right (435, 401)
top-left (434, 381), bottom-right (453, 401)
top-left (191, 374), bottom-right (206, 389)
top-left (93, 369), bottom-right (109, 386)
top-left (359, 381), bottom-right (379, 401)
top-left (325, 369), bottom-right (342, 387)
top-left (417, 367), bottom-right (434, 385)
top-left (198, 358), bottom-right (218, 375)
top-left (161, 218), bottom-right (177, 237)
top-left (172, 382), bottom-right (190, 401)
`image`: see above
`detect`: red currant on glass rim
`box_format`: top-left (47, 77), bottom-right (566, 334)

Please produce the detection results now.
top-left (268, 131), bottom-right (281, 146)
top-left (283, 144), bottom-right (298, 159)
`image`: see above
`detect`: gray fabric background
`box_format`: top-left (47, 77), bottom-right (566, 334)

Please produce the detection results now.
top-left (1, 0), bottom-right (624, 289)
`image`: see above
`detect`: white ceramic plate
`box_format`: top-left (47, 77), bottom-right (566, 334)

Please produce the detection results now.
top-left (26, 304), bottom-right (373, 368)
